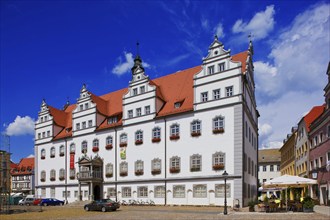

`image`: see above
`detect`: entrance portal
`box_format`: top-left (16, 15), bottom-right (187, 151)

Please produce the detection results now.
top-left (94, 185), bottom-right (101, 200)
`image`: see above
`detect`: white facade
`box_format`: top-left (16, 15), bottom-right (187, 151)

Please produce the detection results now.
top-left (34, 37), bottom-right (258, 206)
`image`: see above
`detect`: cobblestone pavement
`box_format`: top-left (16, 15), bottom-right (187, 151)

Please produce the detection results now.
top-left (1, 205), bottom-right (329, 220)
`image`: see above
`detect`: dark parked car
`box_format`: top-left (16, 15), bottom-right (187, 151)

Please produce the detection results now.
top-left (40, 198), bottom-right (64, 206)
top-left (84, 199), bottom-right (120, 212)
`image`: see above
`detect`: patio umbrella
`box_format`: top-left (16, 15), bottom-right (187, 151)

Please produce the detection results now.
top-left (263, 175), bottom-right (317, 211)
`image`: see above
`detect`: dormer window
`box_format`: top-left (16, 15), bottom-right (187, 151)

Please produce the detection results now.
top-left (140, 86), bottom-right (145, 94)
top-left (107, 116), bottom-right (117, 124)
top-left (219, 62), bottom-right (225, 72)
top-left (85, 103), bottom-right (89, 109)
top-left (208, 66), bottom-right (214, 74)
top-left (79, 105), bottom-right (83, 111)
top-left (128, 110), bottom-right (133, 119)
top-left (44, 116), bottom-right (48, 121)
top-left (174, 102), bottom-right (181, 109)
top-left (136, 108), bottom-right (142, 117)
top-left (40, 117), bottom-right (44, 122)
top-left (133, 88), bottom-right (138, 96)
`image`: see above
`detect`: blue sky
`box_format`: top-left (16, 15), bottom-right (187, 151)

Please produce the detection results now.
top-left (1, 0), bottom-right (329, 163)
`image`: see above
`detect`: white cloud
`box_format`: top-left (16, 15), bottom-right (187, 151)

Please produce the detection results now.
top-left (232, 5), bottom-right (275, 40)
top-left (5, 116), bottom-right (35, 136)
top-left (259, 123), bottom-right (272, 137)
top-left (112, 52), bottom-right (150, 76)
top-left (27, 154), bottom-right (34, 158)
top-left (213, 23), bottom-right (225, 38)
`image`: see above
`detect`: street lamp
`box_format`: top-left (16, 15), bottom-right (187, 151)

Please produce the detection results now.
top-left (222, 170), bottom-right (228, 215)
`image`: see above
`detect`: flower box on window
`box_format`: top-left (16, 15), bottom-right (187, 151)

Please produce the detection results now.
top-left (190, 167), bottom-right (201, 172)
top-left (170, 167), bottom-right (180, 173)
top-left (120, 171), bottom-right (127, 176)
top-left (59, 176), bottom-right (65, 181)
top-left (41, 156), bottom-right (45, 160)
top-left (59, 152), bottom-right (65, 157)
top-left (105, 144), bottom-right (113, 150)
top-left (213, 128), bottom-right (224, 134)
top-left (69, 176), bottom-right (75, 180)
top-left (191, 131), bottom-right (201, 137)
top-left (40, 178), bottom-right (45, 182)
top-left (50, 155), bottom-right (55, 158)
top-left (152, 137), bottom-right (161, 143)
top-left (170, 135), bottom-right (180, 140)
top-left (105, 173), bottom-right (113, 178)
top-left (119, 143), bottom-right (127, 147)
top-left (92, 146), bottom-right (99, 152)
top-left (213, 164), bottom-right (225, 170)
top-left (50, 177), bottom-right (56, 181)
top-left (135, 140), bottom-right (143, 145)
top-left (151, 169), bottom-right (161, 175)
top-left (135, 170), bottom-right (144, 176)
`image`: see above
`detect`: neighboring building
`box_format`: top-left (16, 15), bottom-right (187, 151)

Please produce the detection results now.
top-left (34, 37), bottom-right (259, 206)
top-left (258, 148), bottom-right (281, 186)
top-left (280, 128), bottom-right (297, 176)
top-left (0, 150), bottom-right (11, 210)
top-left (295, 106), bottom-right (324, 177)
top-left (309, 62), bottom-right (330, 205)
top-left (11, 157), bottom-right (35, 196)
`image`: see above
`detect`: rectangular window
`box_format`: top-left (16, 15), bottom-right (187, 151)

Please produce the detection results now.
top-left (193, 184), bottom-right (207, 198)
top-left (41, 188), bottom-right (46, 197)
top-left (47, 131), bottom-right (50, 137)
top-left (133, 88), bottom-right (138, 96)
top-left (226, 86), bottom-right (233, 97)
top-left (140, 86), bottom-right (145, 93)
top-left (38, 133), bottom-right (41, 139)
top-left (270, 165), bottom-right (274, 172)
top-left (215, 184), bottom-right (231, 198)
top-left (42, 132), bottom-right (45, 138)
top-left (76, 123), bottom-right (80, 130)
top-left (145, 106), bottom-right (150, 115)
top-left (84, 190), bottom-right (88, 198)
top-left (263, 166), bottom-right (266, 172)
top-left (154, 186), bottom-right (165, 198)
top-left (122, 187), bottom-right (131, 198)
top-left (84, 103), bottom-right (88, 110)
top-left (173, 185), bottom-right (185, 198)
top-left (201, 92), bottom-right (208, 102)
top-left (174, 102), bottom-right (181, 108)
top-left (128, 110), bottom-right (133, 118)
top-left (108, 117), bottom-right (117, 124)
top-left (107, 188), bottom-right (116, 197)
top-left (138, 186), bottom-right (148, 198)
top-left (79, 104), bottom-right (83, 111)
top-left (82, 121), bottom-right (86, 129)
top-left (208, 65), bottom-right (214, 74)
top-left (213, 89), bottom-right (220, 100)
top-left (219, 62), bottom-right (225, 72)
top-left (136, 108), bottom-right (142, 116)
top-left (277, 165), bottom-right (280, 171)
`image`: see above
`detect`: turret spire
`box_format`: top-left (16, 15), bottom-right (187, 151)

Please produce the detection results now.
top-left (131, 41), bottom-right (144, 74)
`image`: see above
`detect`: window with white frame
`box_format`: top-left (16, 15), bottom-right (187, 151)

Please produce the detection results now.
top-left (173, 185), bottom-right (185, 198)
top-left (215, 184), bottom-right (231, 198)
top-left (41, 149), bottom-right (46, 158)
top-left (213, 89), bottom-right (221, 100)
top-left (38, 133), bottom-right (41, 139)
top-left (69, 168), bottom-right (75, 178)
top-left (170, 124), bottom-right (180, 137)
top-left (82, 121), bottom-right (86, 129)
top-left (59, 145), bottom-right (65, 156)
top-left (193, 184), bottom-right (207, 198)
top-left (191, 120), bottom-right (201, 134)
top-left (88, 120), bottom-right (92, 127)
top-left (107, 188), bottom-right (116, 197)
top-left (135, 130), bottom-right (143, 143)
top-left (40, 170), bottom-right (46, 181)
top-left (42, 132), bottom-right (45, 138)
top-left (79, 104), bottom-right (83, 111)
top-left (136, 108), bottom-right (142, 116)
top-left (152, 158), bottom-right (161, 173)
top-left (138, 186), bottom-right (148, 197)
top-left (59, 169), bottom-right (65, 179)
top-left (120, 162), bottom-right (128, 173)
top-left (93, 139), bottom-right (99, 147)
top-left (135, 160), bottom-right (144, 173)
top-left (213, 152), bottom-right (225, 169)
top-left (145, 105), bottom-right (150, 114)
top-left (50, 169), bottom-right (56, 180)
top-left (50, 147), bottom-right (55, 157)
top-left (107, 116), bottom-right (117, 124)
top-left (81, 141), bottom-right (88, 153)
top-left (106, 136), bottom-right (113, 145)
top-left (84, 103), bottom-right (89, 110)
top-left (128, 110), bottom-right (133, 118)
top-left (219, 62), bottom-right (225, 72)
top-left (190, 154), bottom-right (202, 171)
top-left (263, 166), bottom-right (266, 171)
top-left (105, 163), bottom-right (113, 176)
top-left (140, 86), bottom-right (145, 93)
top-left (152, 127), bottom-right (161, 140)
top-left (213, 116), bottom-right (224, 131)
top-left (70, 143), bottom-right (75, 154)
top-left (226, 86), bottom-right (233, 96)
top-left (120, 133), bottom-right (127, 144)
top-left (201, 92), bottom-right (208, 102)
top-left (122, 187), bottom-right (131, 198)
top-left (270, 165), bottom-right (274, 172)
top-left (76, 123), bottom-right (80, 130)
top-left (47, 131), bottom-right (50, 137)
top-left (154, 186), bottom-right (165, 198)
top-left (170, 156), bottom-right (180, 169)
top-left (133, 88), bottom-right (138, 96)
top-left (208, 65), bottom-right (214, 74)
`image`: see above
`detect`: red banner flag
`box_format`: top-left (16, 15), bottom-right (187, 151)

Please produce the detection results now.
top-left (70, 154), bottom-right (75, 169)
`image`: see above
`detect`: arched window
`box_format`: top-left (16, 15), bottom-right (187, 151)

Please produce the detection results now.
top-left (59, 169), bottom-right (65, 180)
top-left (105, 163), bottom-right (113, 177)
top-left (41, 149), bottom-right (46, 159)
top-left (120, 162), bottom-right (128, 176)
top-left (93, 139), bottom-right (99, 147)
top-left (106, 136), bottom-right (113, 145)
top-left (151, 158), bottom-right (161, 175)
top-left (81, 141), bottom-right (88, 153)
top-left (191, 120), bottom-right (201, 136)
top-left (213, 116), bottom-right (225, 133)
top-left (212, 151), bottom-right (225, 170)
top-left (59, 145), bottom-right (65, 156)
top-left (152, 127), bottom-right (161, 142)
top-left (190, 154), bottom-right (202, 172)
top-left (135, 160), bottom-right (144, 175)
top-left (70, 143), bottom-right (75, 154)
top-left (135, 130), bottom-right (143, 145)
top-left (40, 170), bottom-right (46, 182)
top-left (50, 147), bottom-right (55, 158)
top-left (120, 133), bottom-right (127, 147)
top-left (169, 156), bottom-right (180, 173)
top-left (170, 124), bottom-right (180, 140)
top-left (50, 169), bottom-right (56, 181)
top-left (69, 168), bottom-right (75, 179)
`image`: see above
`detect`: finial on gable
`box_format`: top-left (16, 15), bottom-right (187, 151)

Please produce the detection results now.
top-left (131, 41), bottom-right (144, 74)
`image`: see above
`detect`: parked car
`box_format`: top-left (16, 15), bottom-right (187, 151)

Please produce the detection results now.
top-left (33, 198), bottom-right (42, 205)
top-left (84, 199), bottom-right (120, 212)
top-left (18, 197), bottom-right (36, 206)
top-left (40, 198), bottom-right (64, 206)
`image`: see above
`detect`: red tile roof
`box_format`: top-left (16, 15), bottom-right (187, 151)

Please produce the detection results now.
top-left (47, 51), bottom-right (248, 139)
top-left (11, 157), bottom-right (34, 175)
top-left (304, 105), bottom-right (325, 132)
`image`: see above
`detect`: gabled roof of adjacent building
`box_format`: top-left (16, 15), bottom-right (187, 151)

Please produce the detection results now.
top-left (11, 157), bottom-right (34, 175)
top-left (303, 105), bottom-right (325, 132)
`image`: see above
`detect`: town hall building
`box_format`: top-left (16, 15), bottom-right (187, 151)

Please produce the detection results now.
top-left (34, 36), bottom-right (259, 207)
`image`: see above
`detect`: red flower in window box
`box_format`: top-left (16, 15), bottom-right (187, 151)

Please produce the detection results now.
top-left (105, 173), bottom-right (113, 178)
top-left (40, 178), bottom-right (45, 182)
top-left (135, 170), bottom-right (144, 176)
top-left (152, 137), bottom-right (161, 143)
top-left (135, 140), bottom-right (143, 145)
top-left (105, 144), bottom-right (113, 150)
top-left (120, 171), bottom-right (127, 176)
top-left (119, 142), bottom-right (127, 147)
top-left (59, 176), bottom-right (65, 181)
top-left (92, 146), bottom-right (99, 152)
top-left (169, 167), bottom-right (180, 173)
top-left (170, 135), bottom-right (180, 140)
top-left (50, 177), bottom-right (55, 181)
top-left (213, 128), bottom-right (224, 134)
top-left (59, 152), bottom-right (65, 157)
top-left (151, 169), bottom-right (161, 175)
top-left (69, 176), bottom-right (75, 180)
top-left (41, 156), bottom-right (45, 160)
top-left (213, 164), bottom-right (225, 170)
top-left (191, 131), bottom-right (201, 137)
top-left (50, 155), bottom-right (55, 158)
